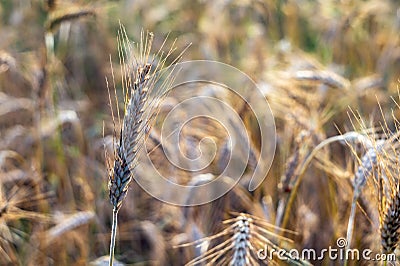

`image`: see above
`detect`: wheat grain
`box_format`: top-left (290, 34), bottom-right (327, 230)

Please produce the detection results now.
top-left (353, 146), bottom-right (379, 198)
top-left (107, 24), bottom-right (184, 265)
top-left (229, 216), bottom-right (252, 266)
top-left (181, 213), bottom-right (306, 266)
top-left (381, 183), bottom-right (400, 254)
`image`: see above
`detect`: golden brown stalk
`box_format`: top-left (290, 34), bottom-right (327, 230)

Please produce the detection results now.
top-left (346, 145), bottom-right (379, 249)
top-left (293, 69), bottom-right (350, 90)
top-left (353, 144), bottom-right (380, 199)
top-left (0, 180), bottom-right (50, 264)
top-left (45, 6), bottom-right (96, 32)
top-left (0, 51), bottom-right (16, 73)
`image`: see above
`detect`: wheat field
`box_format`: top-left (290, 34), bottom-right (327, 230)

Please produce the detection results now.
top-left (0, 0), bottom-right (400, 265)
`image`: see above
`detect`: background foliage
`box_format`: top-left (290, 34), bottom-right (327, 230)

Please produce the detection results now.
top-left (0, 0), bottom-right (399, 265)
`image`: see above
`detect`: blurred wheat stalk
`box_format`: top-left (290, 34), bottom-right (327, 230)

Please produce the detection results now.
top-left (1, 0), bottom-right (400, 264)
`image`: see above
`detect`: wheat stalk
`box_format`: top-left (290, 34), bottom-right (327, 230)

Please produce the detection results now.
top-left (280, 130), bottom-right (373, 228)
top-left (344, 108), bottom-right (400, 253)
top-left (180, 213), bottom-right (308, 266)
top-left (293, 69), bottom-right (350, 89)
top-left (106, 24), bottom-right (184, 265)
top-left (345, 145), bottom-right (379, 250)
top-left (380, 183), bottom-right (400, 254)
top-left (107, 29), bottom-right (154, 266)
top-left (377, 135), bottom-right (400, 255)
top-left (45, 4), bottom-right (96, 32)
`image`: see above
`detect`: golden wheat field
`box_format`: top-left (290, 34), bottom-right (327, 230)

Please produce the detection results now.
top-left (1, 0), bottom-right (400, 265)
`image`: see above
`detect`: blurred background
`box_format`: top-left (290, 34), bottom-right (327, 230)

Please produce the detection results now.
top-left (0, 0), bottom-right (400, 265)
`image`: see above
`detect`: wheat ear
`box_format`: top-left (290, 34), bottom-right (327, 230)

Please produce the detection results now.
top-left (381, 182), bottom-right (400, 254)
top-left (107, 24), bottom-right (183, 265)
top-left (180, 213), bottom-right (307, 266)
top-left (345, 128), bottom-right (400, 251)
top-left (107, 31), bottom-right (154, 265)
top-left (346, 146), bottom-right (378, 250)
